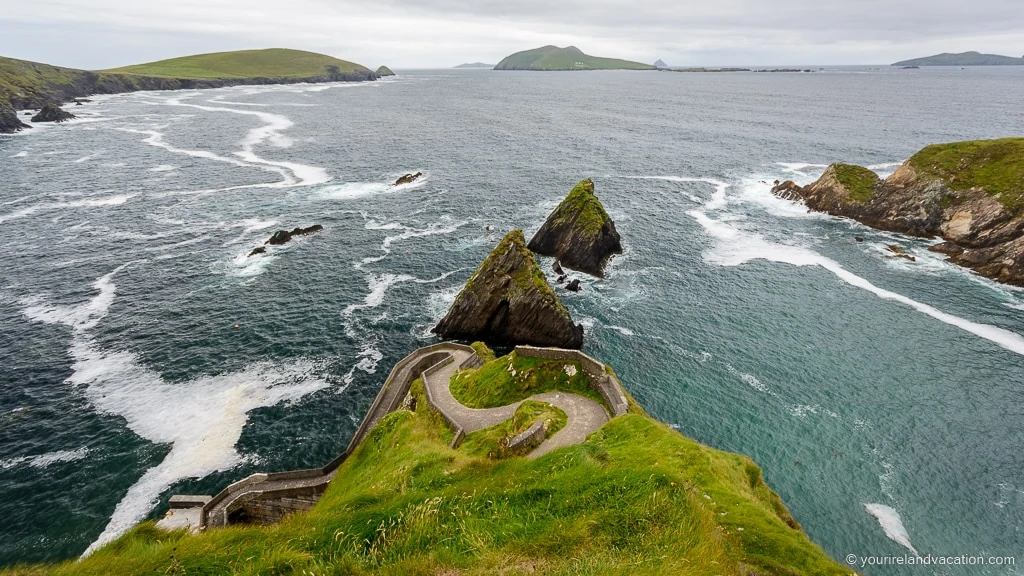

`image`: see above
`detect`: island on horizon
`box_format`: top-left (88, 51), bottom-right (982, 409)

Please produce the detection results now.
top-left (494, 45), bottom-right (654, 71)
top-left (454, 62), bottom-right (495, 68)
top-left (891, 50), bottom-right (1024, 66)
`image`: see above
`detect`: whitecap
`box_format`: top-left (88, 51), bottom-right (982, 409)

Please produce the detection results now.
top-left (0, 448), bottom-right (90, 470)
top-left (864, 503), bottom-right (919, 556)
top-left (607, 325), bottom-right (635, 336)
top-left (22, 265), bottom-right (330, 555)
top-left (10, 151), bottom-right (27, 158)
top-left (149, 165), bottom-right (177, 172)
top-left (686, 180), bottom-right (1024, 357)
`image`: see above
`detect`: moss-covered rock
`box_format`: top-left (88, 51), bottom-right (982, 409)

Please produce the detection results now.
top-left (527, 178), bottom-right (623, 277)
top-left (770, 138), bottom-right (1024, 286)
top-left (433, 229), bottom-right (584, 348)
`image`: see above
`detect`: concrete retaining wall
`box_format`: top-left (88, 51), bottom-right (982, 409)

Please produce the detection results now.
top-left (513, 346), bottom-right (629, 417)
top-left (506, 420), bottom-right (546, 451)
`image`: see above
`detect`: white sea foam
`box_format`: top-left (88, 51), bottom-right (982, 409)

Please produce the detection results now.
top-left (74, 154), bottom-right (99, 164)
top-left (149, 165), bottom-right (177, 172)
top-left (21, 265), bottom-right (330, 556)
top-left (685, 178), bottom-right (1024, 357)
top-left (0, 448), bottom-right (90, 470)
top-left (864, 503), bottom-right (919, 556)
top-left (161, 96), bottom-right (331, 187)
top-left (0, 193), bottom-right (135, 224)
top-left (607, 325), bottom-right (635, 336)
top-left (10, 151), bottom-right (28, 158)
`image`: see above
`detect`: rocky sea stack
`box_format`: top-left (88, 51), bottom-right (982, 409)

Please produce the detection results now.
top-left (433, 229), bottom-right (584, 348)
top-left (773, 138), bottom-right (1024, 285)
top-left (31, 103), bottom-right (76, 123)
top-left (528, 178), bottom-right (623, 277)
top-left (0, 101), bottom-right (30, 133)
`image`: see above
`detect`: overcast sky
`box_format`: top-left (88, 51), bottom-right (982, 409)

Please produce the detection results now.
top-left (1, 0), bottom-right (1022, 69)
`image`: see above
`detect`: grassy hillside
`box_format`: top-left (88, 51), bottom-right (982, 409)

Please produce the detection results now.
top-left (104, 48), bottom-right (369, 79)
top-left (892, 51), bottom-right (1024, 66)
top-left (495, 46), bottom-right (654, 71)
top-left (3, 348), bottom-right (850, 575)
top-left (907, 137), bottom-right (1024, 212)
top-left (0, 56), bottom-right (90, 106)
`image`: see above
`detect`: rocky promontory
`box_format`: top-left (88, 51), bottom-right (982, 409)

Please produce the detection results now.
top-left (773, 138), bottom-right (1024, 285)
top-left (528, 178), bottom-right (623, 278)
top-left (433, 229), bottom-right (584, 348)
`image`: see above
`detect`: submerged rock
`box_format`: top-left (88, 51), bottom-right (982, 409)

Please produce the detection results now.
top-left (528, 178), bottom-right (623, 278)
top-left (1, 102), bottom-right (31, 133)
top-left (248, 246), bottom-right (267, 257)
top-left (31, 103), bottom-right (76, 123)
top-left (433, 229), bottom-right (584, 349)
top-left (394, 172), bottom-right (423, 186)
top-left (770, 139), bottom-right (1024, 286)
top-left (265, 225), bottom-right (324, 246)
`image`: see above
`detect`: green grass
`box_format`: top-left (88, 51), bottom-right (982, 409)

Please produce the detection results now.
top-left (3, 365), bottom-right (851, 576)
top-left (495, 46), bottom-right (654, 71)
top-left (832, 163), bottom-right (881, 202)
top-left (104, 48), bottom-right (368, 79)
top-left (461, 400), bottom-right (568, 459)
top-left (906, 138), bottom-right (1024, 213)
top-left (450, 351), bottom-right (605, 409)
top-left (0, 56), bottom-right (86, 105)
top-left (470, 341), bottom-right (497, 363)
top-left (551, 178), bottom-right (613, 237)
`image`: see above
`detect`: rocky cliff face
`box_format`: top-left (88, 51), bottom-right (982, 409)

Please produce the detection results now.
top-left (0, 101), bottom-right (29, 133)
top-left (2, 69), bottom-right (378, 113)
top-left (433, 229), bottom-right (584, 349)
top-left (773, 139), bottom-right (1024, 285)
top-left (527, 179), bottom-right (623, 278)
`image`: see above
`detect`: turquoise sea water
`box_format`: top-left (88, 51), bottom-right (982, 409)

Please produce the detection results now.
top-left (1, 67), bottom-right (1022, 573)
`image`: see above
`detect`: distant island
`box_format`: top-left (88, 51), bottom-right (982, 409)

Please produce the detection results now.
top-left (891, 51), bottom-right (1024, 66)
top-left (454, 62), bottom-right (495, 69)
top-left (1, 48), bottom-right (381, 133)
top-left (494, 46), bottom-right (654, 71)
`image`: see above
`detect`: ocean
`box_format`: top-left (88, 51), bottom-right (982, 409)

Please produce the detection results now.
top-left (1, 66), bottom-right (1022, 574)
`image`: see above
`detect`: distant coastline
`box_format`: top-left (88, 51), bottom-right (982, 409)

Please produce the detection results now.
top-left (891, 51), bottom-right (1024, 66)
top-left (454, 62), bottom-right (494, 69)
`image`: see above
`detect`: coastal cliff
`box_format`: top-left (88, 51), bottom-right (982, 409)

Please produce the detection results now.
top-left (0, 49), bottom-right (378, 132)
top-left (433, 229), bottom-right (584, 348)
top-left (773, 138), bottom-right (1024, 285)
top-left (528, 178), bottom-right (623, 277)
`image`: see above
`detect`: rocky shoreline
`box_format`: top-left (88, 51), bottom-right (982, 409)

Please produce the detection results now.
top-left (772, 138), bottom-right (1024, 286)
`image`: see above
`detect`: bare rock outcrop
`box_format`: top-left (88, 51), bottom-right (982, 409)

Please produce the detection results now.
top-left (433, 229), bottom-right (584, 348)
top-left (527, 178), bottom-right (622, 278)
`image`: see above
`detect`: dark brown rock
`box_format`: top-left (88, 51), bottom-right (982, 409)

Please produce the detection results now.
top-left (31, 103), bottom-right (75, 123)
top-left (770, 180), bottom-right (803, 201)
top-left (527, 178), bottom-right (623, 278)
top-left (432, 229), bottom-right (583, 349)
top-left (1, 102), bottom-right (31, 133)
top-left (565, 279), bottom-right (581, 292)
top-left (394, 172), bottom-right (423, 186)
top-left (265, 225), bottom-right (324, 246)
top-left (248, 246), bottom-right (267, 257)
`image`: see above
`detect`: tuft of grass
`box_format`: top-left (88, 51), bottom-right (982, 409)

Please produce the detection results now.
top-left (906, 137), bottom-right (1024, 213)
top-left (103, 48), bottom-right (369, 79)
top-left (461, 400), bottom-right (568, 459)
top-left (832, 163), bottom-right (881, 202)
top-left (470, 341), bottom-right (496, 363)
top-left (11, 403), bottom-right (852, 575)
top-left (450, 351), bottom-right (605, 409)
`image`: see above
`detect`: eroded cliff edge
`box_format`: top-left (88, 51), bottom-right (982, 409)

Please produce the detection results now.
top-left (773, 138), bottom-right (1024, 285)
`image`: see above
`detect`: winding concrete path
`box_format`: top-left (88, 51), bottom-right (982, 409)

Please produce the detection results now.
top-left (422, 347), bottom-right (609, 459)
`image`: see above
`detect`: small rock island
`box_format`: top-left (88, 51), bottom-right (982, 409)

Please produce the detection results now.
top-left (772, 138), bottom-right (1024, 285)
top-left (528, 178), bottom-right (623, 278)
top-left (433, 229), bottom-right (584, 348)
